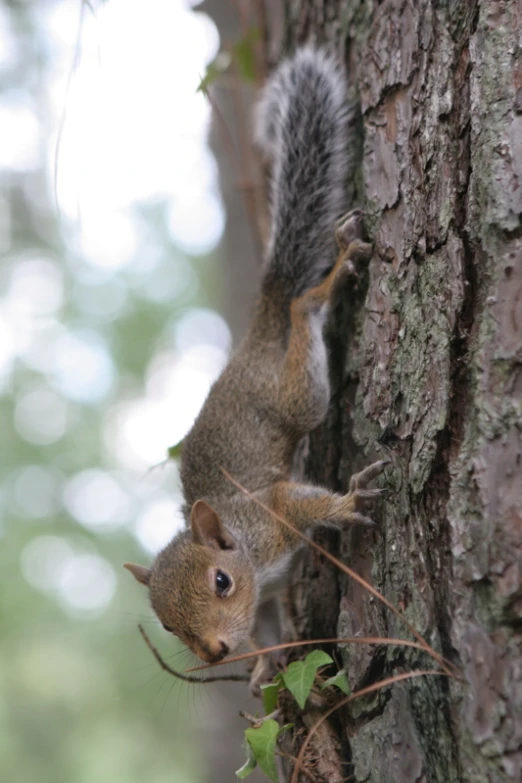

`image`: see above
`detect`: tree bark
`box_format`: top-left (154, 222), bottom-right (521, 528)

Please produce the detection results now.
top-left (259, 2), bottom-right (522, 782)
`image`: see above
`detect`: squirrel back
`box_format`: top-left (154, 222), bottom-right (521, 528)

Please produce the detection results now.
top-left (255, 46), bottom-right (350, 303)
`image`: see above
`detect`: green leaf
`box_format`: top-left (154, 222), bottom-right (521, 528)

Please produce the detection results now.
top-left (244, 720), bottom-right (280, 782)
top-left (305, 650), bottom-right (334, 669)
top-left (167, 440), bottom-right (184, 460)
top-left (197, 51), bottom-right (231, 94)
top-left (232, 28), bottom-right (259, 83)
top-left (320, 668), bottom-right (351, 696)
top-left (260, 682), bottom-right (280, 715)
top-left (281, 662), bottom-right (312, 710)
top-left (281, 651), bottom-right (333, 710)
top-left (235, 743), bottom-right (257, 779)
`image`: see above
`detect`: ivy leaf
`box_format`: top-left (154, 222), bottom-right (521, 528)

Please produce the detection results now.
top-left (281, 651), bottom-right (333, 709)
top-left (244, 719), bottom-right (280, 782)
top-left (260, 681), bottom-right (280, 715)
top-left (167, 440), bottom-right (184, 460)
top-left (305, 650), bottom-right (334, 668)
top-left (232, 28), bottom-right (259, 83)
top-left (197, 52), bottom-right (232, 94)
top-left (320, 668), bottom-right (351, 696)
top-left (235, 743), bottom-right (257, 779)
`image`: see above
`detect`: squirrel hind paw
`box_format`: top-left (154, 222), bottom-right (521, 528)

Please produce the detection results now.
top-left (343, 239), bottom-right (373, 265)
top-left (346, 511), bottom-right (379, 528)
top-left (335, 208), bottom-right (365, 249)
top-left (349, 459), bottom-right (389, 491)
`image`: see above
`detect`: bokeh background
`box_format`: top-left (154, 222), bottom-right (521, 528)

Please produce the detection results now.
top-left (0, 1), bottom-right (262, 780)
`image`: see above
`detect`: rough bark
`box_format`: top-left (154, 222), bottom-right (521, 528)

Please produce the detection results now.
top-left (260, 2), bottom-right (522, 782)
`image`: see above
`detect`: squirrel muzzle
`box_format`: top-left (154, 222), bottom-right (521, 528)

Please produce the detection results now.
top-left (124, 499), bottom-right (258, 664)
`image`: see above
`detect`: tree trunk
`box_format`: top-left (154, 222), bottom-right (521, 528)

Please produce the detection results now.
top-left (259, 2), bottom-right (522, 782)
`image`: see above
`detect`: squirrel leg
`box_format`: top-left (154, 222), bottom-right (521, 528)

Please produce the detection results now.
top-left (277, 297), bottom-right (330, 431)
top-left (305, 207), bottom-right (371, 308)
top-left (248, 596), bottom-right (286, 697)
top-left (277, 236), bottom-right (372, 432)
top-left (330, 211), bottom-right (372, 304)
top-left (297, 236), bottom-right (372, 312)
top-left (270, 465), bottom-right (388, 532)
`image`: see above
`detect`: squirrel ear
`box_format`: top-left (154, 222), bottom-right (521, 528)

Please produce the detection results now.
top-left (190, 500), bottom-right (238, 550)
top-left (123, 563), bottom-right (150, 586)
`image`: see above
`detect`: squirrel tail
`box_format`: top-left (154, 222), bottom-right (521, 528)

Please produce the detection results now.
top-left (255, 46), bottom-right (351, 303)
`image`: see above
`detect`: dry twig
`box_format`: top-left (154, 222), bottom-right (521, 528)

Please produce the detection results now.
top-left (138, 625), bottom-right (249, 684)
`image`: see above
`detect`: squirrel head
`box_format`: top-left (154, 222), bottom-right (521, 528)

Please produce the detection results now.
top-left (124, 499), bottom-right (258, 663)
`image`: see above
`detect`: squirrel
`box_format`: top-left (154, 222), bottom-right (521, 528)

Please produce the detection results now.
top-left (124, 46), bottom-right (388, 691)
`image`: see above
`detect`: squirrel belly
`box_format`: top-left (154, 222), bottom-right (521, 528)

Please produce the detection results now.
top-left (124, 47), bottom-right (387, 685)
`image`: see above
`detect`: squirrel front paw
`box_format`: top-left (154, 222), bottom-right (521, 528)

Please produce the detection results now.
top-left (341, 459), bottom-right (390, 527)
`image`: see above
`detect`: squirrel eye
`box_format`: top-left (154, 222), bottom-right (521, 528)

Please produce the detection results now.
top-left (215, 570), bottom-right (231, 597)
top-left (162, 623), bottom-right (173, 633)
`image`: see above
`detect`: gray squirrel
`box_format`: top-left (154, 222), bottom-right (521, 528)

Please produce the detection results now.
top-left (125, 46), bottom-right (388, 692)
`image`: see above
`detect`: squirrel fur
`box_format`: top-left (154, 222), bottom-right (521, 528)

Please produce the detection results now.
top-left (125, 46), bottom-right (388, 688)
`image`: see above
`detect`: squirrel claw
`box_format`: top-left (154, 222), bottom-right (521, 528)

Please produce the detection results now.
top-left (335, 209), bottom-right (364, 249)
top-left (341, 459), bottom-right (390, 528)
top-left (351, 487), bottom-right (387, 501)
top-left (349, 459), bottom-right (389, 491)
top-left (347, 512), bottom-right (378, 527)
top-left (344, 239), bottom-right (373, 264)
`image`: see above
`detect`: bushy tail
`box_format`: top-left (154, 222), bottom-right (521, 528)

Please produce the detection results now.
top-left (255, 46), bottom-right (350, 302)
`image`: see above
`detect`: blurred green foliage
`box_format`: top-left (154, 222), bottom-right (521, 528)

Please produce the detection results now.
top-left (0, 2), bottom-right (230, 781)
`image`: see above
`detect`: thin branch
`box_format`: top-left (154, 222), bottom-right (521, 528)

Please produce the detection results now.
top-left (54, 0), bottom-right (86, 218)
top-left (240, 708), bottom-right (281, 727)
top-left (199, 79), bottom-right (240, 177)
top-left (138, 625), bottom-right (249, 684)
top-left (253, 0), bottom-right (269, 81)
top-left (199, 75), bottom-right (264, 260)
top-left (228, 57), bottom-right (264, 254)
top-left (185, 636), bottom-right (437, 673)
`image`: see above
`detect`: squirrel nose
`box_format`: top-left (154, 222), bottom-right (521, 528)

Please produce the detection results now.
top-left (219, 640), bottom-right (229, 658)
top-left (200, 637), bottom-right (230, 663)
top-left (216, 639), bottom-right (229, 660)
